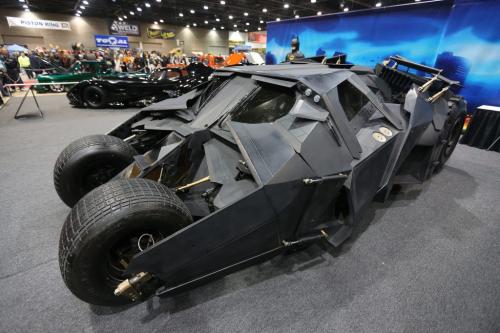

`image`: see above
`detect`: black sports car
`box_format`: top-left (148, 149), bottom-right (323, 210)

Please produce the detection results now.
top-left (53, 56), bottom-right (466, 306)
top-left (66, 62), bottom-right (214, 108)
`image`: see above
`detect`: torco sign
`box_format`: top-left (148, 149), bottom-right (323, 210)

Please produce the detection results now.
top-left (6, 16), bottom-right (71, 31)
top-left (109, 20), bottom-right (140, 36)
top-left (95, 35), bottom-right (129, 48)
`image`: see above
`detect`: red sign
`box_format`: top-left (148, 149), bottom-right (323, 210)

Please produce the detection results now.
top-left (248, 32), bottom-right (267, 44)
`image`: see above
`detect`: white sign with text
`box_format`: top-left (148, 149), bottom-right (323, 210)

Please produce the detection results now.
top-left (6, 16), bottom-right (71, 31)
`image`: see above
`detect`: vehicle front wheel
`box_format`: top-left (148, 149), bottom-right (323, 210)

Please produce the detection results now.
top-left (59, 179), bottom-right (193, 306)
top-left (53, 134), bottom-right (137, 207)
top-left (49, 84), bottom-right (65, 93)
top-left (83, 86), bottom-right (107, 108)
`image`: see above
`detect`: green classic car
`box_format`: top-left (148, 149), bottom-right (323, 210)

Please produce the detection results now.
top-left (36, 60), bottom-right (148, 93)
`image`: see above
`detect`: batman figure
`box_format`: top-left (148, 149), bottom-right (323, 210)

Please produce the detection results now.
top-left (285, 36), bottom-right (305, 61)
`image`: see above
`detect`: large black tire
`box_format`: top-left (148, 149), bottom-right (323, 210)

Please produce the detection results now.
top-left (83, 86), bottom-right (107, 108)
top-left (54, 134), bottom-right (137, 207)
top-left (59, 179), bottom-right (193, 306)
top-left (432, 100), bottom-right (466, 173)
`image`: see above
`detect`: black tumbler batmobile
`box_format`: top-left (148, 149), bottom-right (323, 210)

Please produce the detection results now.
top-left (66, 62), bottom-right (214, 108)
top-left (54, 56), bottom-right (466, 306)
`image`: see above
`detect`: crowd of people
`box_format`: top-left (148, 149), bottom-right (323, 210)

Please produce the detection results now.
top-left (0, 45), bottom-right (195, 96)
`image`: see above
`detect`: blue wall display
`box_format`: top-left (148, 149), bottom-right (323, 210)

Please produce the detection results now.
top-left (266, 0), bottom-right (500, 111)
top-left (436, 0), bottom-right (500, 110)
top-left (94, 34), bottom-right (129, 48)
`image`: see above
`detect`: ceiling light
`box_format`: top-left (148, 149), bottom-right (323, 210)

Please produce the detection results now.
top-left (75, 13), bottom-right (80, 16)
top-left (220, 0), bottom-right (225, 4)
top-left (156, 0), bottom-right (161, 2)
top-left (276, 18), bottom-right (280, 21)
top-left (179, 12), bottom-right (184, 16)
top-left (204, 20), bottom-right (208, 24)
top-left (80, 5), bottom-right (85, 9)
top-left (77, 10), bottom-right (82, 14)
top-left (415, 0), bottom-right (421, 2)
top-left (24, 8), bottom-right (29, 11)
top-left (154, 21), bottom-right (158, 24)
top-left (194, 23), bottom-right (198, 26)
top-left (216, 18), bottom-right (220, 21)
top-left (190, 9), bottom-right (195, 14)
top-left (123, 15), bottom-right (127, 19)
top-left (344, 7), bottom-right (349, 11)
top-left (233, 24), bottom-right (237, 27)
top-left (375, 2), bottom-right (382, 7)
top-left (130, 11), bottom-right (135, 15)
top-left (245, 22), bottom-right (249, 25)
top-left (317, 11), bottom-right (322, 15)
top-left (295, 14), bottom-right (300, 18)
top-left (19, 0), bottom-right (25, 2)
top-left (137, 7), bottom-right (142, 12)
top-left (244, 12), bottom-right (248, 16)
top-left (258, 27), bottom-right (261, 30)
top-left (212, 27), bottom-right (216, 30)
top-left (82, 0), bottom-right (89, 4)
top-left (221, 26), bottom-right (225, 29)
top-left (236, 30), bottom-right (239, 32)
top-left (118, 17), bottom-right (123, 21)
top-left (311, 0), bottom-right (316, 3)
top-left (186, 24), bottom-right (190, 27)
top-left (284, 3), bottom-right (289, 8)
top-left (260, 20), bottom-right (264, 23)
top-left (262, 8), bottom-right (267, 12)
top-left (22, 4), bottom-right (28, 8)
top-left (204, 5), bottom-right (208, 10)
top-left (145, 3), bottom-right (151, 8)
top-left (229, 15), bottom-right (233, 19)
top-left (160, 19), bottom-right (164, 22)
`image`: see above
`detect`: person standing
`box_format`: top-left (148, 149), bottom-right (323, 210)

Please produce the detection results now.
top-left (18, 52), bottom-right (33, 79)
top-left (5, 53), bottom-right (23, 91)
top-left (28, 51), bottom-right (41, 78)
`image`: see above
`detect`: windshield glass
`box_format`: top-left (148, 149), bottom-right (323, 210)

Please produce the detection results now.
top-left (191, 76), bottom-right (258, 128)
top-left (69, 62), bottom-right (81, 72)
top-left (230, 84), bottom-right (296, 123)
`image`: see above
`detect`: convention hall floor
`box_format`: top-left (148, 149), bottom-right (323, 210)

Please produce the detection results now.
top-left (1, 95), bottom-right (499, 332)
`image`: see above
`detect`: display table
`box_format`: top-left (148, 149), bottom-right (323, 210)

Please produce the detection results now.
top-left (460, 105), bottom-right (500, 152)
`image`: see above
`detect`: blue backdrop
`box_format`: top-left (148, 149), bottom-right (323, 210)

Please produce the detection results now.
top-left (266, 0), bottom-right (500, 111)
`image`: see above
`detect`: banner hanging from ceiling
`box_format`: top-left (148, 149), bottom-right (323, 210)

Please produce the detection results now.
top-left (6, 16), bottom-right (71, 30)
top-left (95, 35), bottom-right (129, 48)
top-left (147, 28), bottom-right (176, 39)
top-left (109, 20), bottom-right (140, 36)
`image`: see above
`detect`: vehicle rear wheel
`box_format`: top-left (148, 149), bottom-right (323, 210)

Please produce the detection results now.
top-left (432, 101), bottom-right (466, 173)
top-left (59, 179), bottom-right (193, 306)
top-left (54, 134), bottom-right (137, 207)
top-left (83, 86), bottom-right (107, 108)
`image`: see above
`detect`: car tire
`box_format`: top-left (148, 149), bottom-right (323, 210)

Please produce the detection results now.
top-left (432, 100), bottom-right (466, 174)
top-left (59, 179), bottom-right (193, 306)
top-left (49, 84), bottom-right (65, 93)
top-left (83, 86), bottom-right (107, 108)
top-left (54, 134), bottom-right (137, 207)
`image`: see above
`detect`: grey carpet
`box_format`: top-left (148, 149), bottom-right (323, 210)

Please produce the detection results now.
top-left (0, 95), bottom-right (499, 333)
